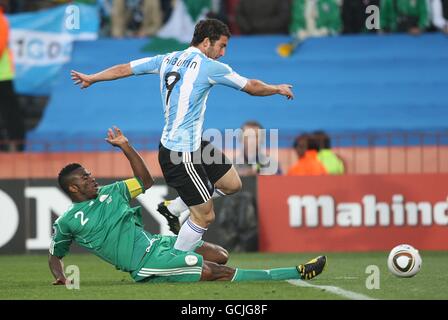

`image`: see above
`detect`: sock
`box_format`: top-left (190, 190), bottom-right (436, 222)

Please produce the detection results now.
top-left (167, 198), bottom-right (188, 217)
top-left (174, 217), bottom-right (207, 251)
top-left (231, 267), bottom-right (300, 282)
top-left (167, 189), bottom-right (226, 216)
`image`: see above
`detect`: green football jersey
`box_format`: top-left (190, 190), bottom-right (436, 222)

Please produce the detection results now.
top-left (49, 178), bottom-right (145, 272)
top-left (317, 149), bottom-right (345, 175)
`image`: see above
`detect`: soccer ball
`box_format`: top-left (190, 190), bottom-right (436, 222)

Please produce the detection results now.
top-left (387, 244), bottom-right (422, 278)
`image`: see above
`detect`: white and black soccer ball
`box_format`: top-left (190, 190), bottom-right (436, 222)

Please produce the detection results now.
top-left (387, 244), bottom-right (422, 278)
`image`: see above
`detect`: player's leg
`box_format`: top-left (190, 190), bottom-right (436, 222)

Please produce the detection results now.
top-left (157, 141), bottom-right (237, 235)
top-left (200, 261), bottom-right (235, 281)
top-left (131, 236), bottom-right (204, 283)
top-left (158, 143), bottom-right (212, 236)
top-left (157, 166), bottom-right (239, 221)
top-left (157, 142), bottom-right (241, 226)
top-left (132, 235), bottom-right (327, 283)
top-left (156, 145), bottom-right (184, 233)
top-left (200, 255), bottom-right (328, 282)
top-left (157, 188), bottom-right (223, 235)
top-left (212, 165), bottom-right (242, 195)
top-left (174, 199), bottom-right (214, 251)
top-left (159, 144), bottom-right (218, 251)
top-left (195, 242), bottom-right (229, 265)
top-left (201, 140), bottom-right (241, 195)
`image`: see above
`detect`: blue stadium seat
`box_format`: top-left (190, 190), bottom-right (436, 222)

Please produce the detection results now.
top-left (27, 34), bottom-right (448, 151)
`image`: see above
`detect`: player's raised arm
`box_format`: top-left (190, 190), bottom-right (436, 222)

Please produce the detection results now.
top-left (105, 126), bottom-right (154, 190)
top-left (242, 79), bottom-right (294, 100)
top-left (71, 63), bottom-right (133, 89)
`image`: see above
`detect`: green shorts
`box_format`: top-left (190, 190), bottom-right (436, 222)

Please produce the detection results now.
top-left (130, 231), bottom-right (204, 283)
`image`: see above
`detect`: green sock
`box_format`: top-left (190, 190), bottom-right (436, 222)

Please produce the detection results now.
top-left (231, 267), bottom-right (300, 282)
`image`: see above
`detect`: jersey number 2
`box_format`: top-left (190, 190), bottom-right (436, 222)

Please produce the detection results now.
top-left (75, 211), bottom-right (89, 226)
top-left (164, 71), bottom-right (181, 105)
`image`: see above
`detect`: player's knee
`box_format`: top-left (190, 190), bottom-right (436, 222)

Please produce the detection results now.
top-left (217, 247), bottom-right (229, 264)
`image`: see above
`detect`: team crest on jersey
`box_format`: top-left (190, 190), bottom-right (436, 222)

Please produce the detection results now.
top-left (185, 255), bottom-right (198, 266)
top-left (99, 194), bottom-right (112, 204)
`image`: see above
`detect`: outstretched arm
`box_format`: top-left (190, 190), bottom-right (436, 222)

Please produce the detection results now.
top-left (48, 254), bottom-right (69, 285)
top-left (71, 63), bottom-right (133, 89)
top-left (105, 126), bottom-right (154, 190)
top-left (242, 79), bottom-right (294, 100)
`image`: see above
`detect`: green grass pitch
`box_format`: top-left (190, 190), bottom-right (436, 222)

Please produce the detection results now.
top-left (0, 251), bottom-right (447, 300)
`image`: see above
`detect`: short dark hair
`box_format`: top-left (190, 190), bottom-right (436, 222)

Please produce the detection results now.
top-left (293, 133), bottom-right (319, 151)
top-left (190, 19), bottom-right (231, 46)
top-left (313, 130), bottom-right (331, 150)
top-left (242, 120), bottom-right (263, 129)
top-left (293, 134), bottom-right (308, 149)
top-left (58, 163), bottom-right (82, 194)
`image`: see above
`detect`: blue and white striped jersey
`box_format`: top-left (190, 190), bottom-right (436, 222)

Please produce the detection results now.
top-left (130, 46), bottom-right (248, 152)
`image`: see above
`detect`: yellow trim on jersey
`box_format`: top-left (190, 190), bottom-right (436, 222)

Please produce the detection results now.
top-left (124, 178), bottom-right (144, 199)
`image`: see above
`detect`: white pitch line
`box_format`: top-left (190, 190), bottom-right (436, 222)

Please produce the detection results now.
top-left (287, 280), bottom-right (377, 300)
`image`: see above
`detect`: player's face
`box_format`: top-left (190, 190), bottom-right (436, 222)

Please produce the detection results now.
top-left (206, 35), bottom-right (228, 60)
top-left (70, 167), bottom-right (99, 199)
top-left (295, 139), bottom-right (307, 158)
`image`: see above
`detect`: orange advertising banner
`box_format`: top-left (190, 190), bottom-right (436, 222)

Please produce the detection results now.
top-left (258, 174), bottom-right (448, 252)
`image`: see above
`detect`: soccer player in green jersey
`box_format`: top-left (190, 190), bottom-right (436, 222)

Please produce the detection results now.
top-left (49, 127), bottom-right (326, 284)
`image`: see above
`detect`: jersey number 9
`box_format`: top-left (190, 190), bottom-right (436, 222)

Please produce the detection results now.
top-left (164, 71), bottom-right (181, 105)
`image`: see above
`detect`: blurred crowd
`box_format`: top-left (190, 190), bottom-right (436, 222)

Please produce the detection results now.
top-left (1, 0), bottom-right (447, 37)
top-left (287, 131), bottom-right (344, 176)
top-left (234, 121), bottom-right (345, 177)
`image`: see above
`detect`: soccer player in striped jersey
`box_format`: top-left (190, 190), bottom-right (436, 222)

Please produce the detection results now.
top-left (71, 19), bottom-right (294, 254)
top-left (49, 127), bottom-right (326, 284)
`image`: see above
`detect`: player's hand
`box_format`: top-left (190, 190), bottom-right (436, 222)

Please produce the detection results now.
top-left (105, 126), bottom-right (129, 148)
top-left (277, 84), bottom-right (294, 100)
top-left (52, 277), bottom-right (71, 285)
top-left (71, 70), bottom-right (94, 89)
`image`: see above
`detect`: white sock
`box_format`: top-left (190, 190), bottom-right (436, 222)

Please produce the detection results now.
top-left (167, 197), bottom-right (188, 217)
top-left (168, 189), bottom-right (226, 216)
top-left (174, 217), bottom-right (207, 251)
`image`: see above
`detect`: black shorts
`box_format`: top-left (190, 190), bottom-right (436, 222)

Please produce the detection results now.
top-left (158, 141), bottom-right (232, 207)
